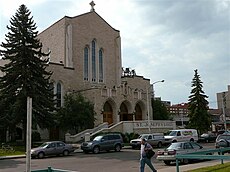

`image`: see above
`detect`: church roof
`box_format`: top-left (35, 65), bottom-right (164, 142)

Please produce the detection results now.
top-left (39, 10), bottom-right (119, 35)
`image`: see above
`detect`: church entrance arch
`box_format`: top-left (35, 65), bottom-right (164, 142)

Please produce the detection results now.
top-left (135, 103), bottom-right (142, 120)
top-left (119, 101), bottom-right (133, 121)
top-left (103, 101), bottom-right (113, 125)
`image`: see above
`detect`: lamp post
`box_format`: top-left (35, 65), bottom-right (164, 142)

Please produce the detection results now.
top-left (146, 80), bottom-right (164, 133)
top-left (222, 92), bottom-right (228, 131)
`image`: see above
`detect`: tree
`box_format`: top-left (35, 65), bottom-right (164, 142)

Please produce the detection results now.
top-left (0, 4), bottom-right (55, 141)
top-left (152, 98), bottom-right (170, 120)
top-left (56, 93), bottom-right (95, 134)
top-left (187, 69), bottom-right (211, 135)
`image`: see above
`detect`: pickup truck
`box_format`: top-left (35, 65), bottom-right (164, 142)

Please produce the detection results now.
top-left (130, 133), bottom-right (165, 149)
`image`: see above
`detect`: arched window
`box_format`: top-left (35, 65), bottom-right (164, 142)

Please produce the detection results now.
top-left (92, 40), bottom-right (96, 82)
top-left (84, 46), bottom-right (89, 81)
top-left (99, 49), bottom-right (103, 82)
top-left (57, 82), bottom-right (62, 108)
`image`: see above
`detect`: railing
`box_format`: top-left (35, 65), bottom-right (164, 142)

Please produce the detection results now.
top-left (65, 122), bottom-right (108, 143)
top-left (175, 147), bottom-right (230, 172)
top-left (31, 166), bottom-right (78, 172)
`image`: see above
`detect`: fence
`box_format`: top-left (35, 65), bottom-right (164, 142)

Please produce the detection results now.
top-left (175, 147), bottom-right (230, 172)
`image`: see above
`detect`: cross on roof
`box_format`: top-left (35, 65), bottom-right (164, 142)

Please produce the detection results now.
top-left (90, 1), bottom-right (95, 12)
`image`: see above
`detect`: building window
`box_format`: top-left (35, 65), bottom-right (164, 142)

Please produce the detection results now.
top-left (99, 49), bottom-right (103, 82)
top-left (92, 40), bottom-right (96, 82)
top-left (84, 46), bottom-right (89, 81)
top-left (57, 82), bottom-right (62, 108)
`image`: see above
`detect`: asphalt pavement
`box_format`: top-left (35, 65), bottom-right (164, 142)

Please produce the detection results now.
top-left (1, 146), bottom-right (230, 172)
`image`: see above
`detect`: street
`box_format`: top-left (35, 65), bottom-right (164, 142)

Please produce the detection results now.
top-left (0, 143), bottom-right (215, 172)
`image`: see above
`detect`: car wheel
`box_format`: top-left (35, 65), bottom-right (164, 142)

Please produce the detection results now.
top-left (38, 152), bottom-right (44, 159)
top-left (190, 138), bottom-right (194, 142)
top-left (63, 150), bottom-right (69, 156)
top-left (182, 159), bottom-right (189, 164)
top-left (157, 142), bottom-right (162, 148)
top-left (115, 144), bottom-right (121, 152)
top-left (93, 146), bottom-right (100, 154)
top-left (164, 160), bottom-right (171, 165)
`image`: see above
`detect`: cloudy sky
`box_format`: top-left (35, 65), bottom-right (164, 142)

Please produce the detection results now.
top-left (0, 0), bottom-right (229, 108)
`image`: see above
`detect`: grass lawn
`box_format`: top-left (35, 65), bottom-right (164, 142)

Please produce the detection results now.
top-left (0, 146), bottom-right (25, 156)
top-left (188, 162), bottom-right (230, 172)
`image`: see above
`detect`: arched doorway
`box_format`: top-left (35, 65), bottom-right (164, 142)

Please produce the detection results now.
top-left (120, 102), bottom-right (133, 121)
top-left (135, 103), bottom-right (142, 120)
top-left (103, 102), bottom-right (113, 125)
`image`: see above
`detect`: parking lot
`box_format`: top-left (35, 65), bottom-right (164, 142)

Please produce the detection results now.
top-left (0, 142), bottom-right (219, 172)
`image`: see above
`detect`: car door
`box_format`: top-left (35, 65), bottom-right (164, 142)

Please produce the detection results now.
top-left (183, 142), bottom-right (193, 154)
top-left (45, 142), bottom-right (57, 156)
top-left (100, 135), bottom-right (110, 151)
top-left (176, 131), bottom-right (183, 142)
top-left (147, 135), bottom-right (154, 145)
top-left (56, 142), bottom-right (65, 154)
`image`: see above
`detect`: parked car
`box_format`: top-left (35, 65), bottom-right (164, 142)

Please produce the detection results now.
top-left (164, 129), bottom-right (198, 144)
top-left (157, 141), bottom-right (204, 165)
top-left (81, 133), bottom-right (124, 154)
top-left (215, 133), bottom-right (230, 154)
top-left (31, 141), bottom-right (75, 159)
top-left (198, 133), bottom-right (217, 143)
top-left (130, 133), bottom-right (165, 149)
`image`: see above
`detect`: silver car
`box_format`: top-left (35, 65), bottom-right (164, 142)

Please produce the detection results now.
top-left (31, 141), bottom-right (75, 158)
top-left (157, 141), bottom-right (204, 165)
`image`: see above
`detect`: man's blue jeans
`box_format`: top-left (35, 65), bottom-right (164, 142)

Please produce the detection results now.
top-left (140, 157), bottom-right (156, 172)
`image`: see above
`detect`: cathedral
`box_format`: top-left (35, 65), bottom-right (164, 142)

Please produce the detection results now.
top-left (0, 2), bottom-right (176, 141)
top-left (38, 2), bottom-right (152, 129)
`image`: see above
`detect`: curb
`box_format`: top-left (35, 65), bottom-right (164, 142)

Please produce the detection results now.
top-left (0, 155), bottom-right (26, 160)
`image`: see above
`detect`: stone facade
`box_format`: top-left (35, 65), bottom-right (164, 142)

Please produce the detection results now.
top-left (37, 10), bottom-right (152, 127)
top-left (0, 8), bottom-right (154, 139)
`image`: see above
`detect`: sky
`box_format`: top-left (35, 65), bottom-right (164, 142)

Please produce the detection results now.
top-left (0, 0), bottom-right (229, 108)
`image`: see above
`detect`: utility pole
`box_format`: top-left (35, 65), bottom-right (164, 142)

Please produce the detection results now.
top-left (26, 97), bottom-right (32, 172)
top-left (222, 92), bottom-right (228, 131)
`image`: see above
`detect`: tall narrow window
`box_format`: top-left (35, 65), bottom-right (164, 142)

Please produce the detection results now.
top-left (57, 82), bottom-right (62, 108)
top-left (92, 40), bottom-right (96, 82)
top-left (84, 47), bottom-right (89, 81)
top-left (99, 49), bottom-right (103, 82)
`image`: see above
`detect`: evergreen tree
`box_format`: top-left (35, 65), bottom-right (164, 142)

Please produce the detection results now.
top-left (152, 98), bottom-right (170, 120)
top-left (0, 4), bottom-right (55, 141)
top-left (56, 93), bottom-right (95, 134)
top-left (187, 69), bottom-right (211, 135)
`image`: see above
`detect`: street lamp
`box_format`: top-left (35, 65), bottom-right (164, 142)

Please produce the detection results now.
top-left (222, 92), bottom-right (228, 131)
top-left (146, 80), bottom-right (164, 133)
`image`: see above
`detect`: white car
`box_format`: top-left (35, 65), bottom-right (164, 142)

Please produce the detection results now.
top-left (157, 141), bottom-right (204, 165)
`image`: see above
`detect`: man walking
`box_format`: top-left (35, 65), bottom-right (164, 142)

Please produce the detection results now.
top-left (140, 138), bottom-right (157, 172)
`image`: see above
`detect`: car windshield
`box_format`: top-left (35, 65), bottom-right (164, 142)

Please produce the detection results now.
top-left (167, 142), bottom-right (183, 150)
top-left (39, 142), bottom-right (49, 148)
top-left (201, 133), bottom-right (208, 137)
top-left (140, 135), bottom-right (149, 139)
top-left (93, 136), bottom-right (103, 141)
top-left (168, 131), bottom-right (178, 136)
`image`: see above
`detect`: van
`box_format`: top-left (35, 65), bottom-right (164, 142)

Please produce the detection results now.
top-left (164, 129), bottom-right (198, 144)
